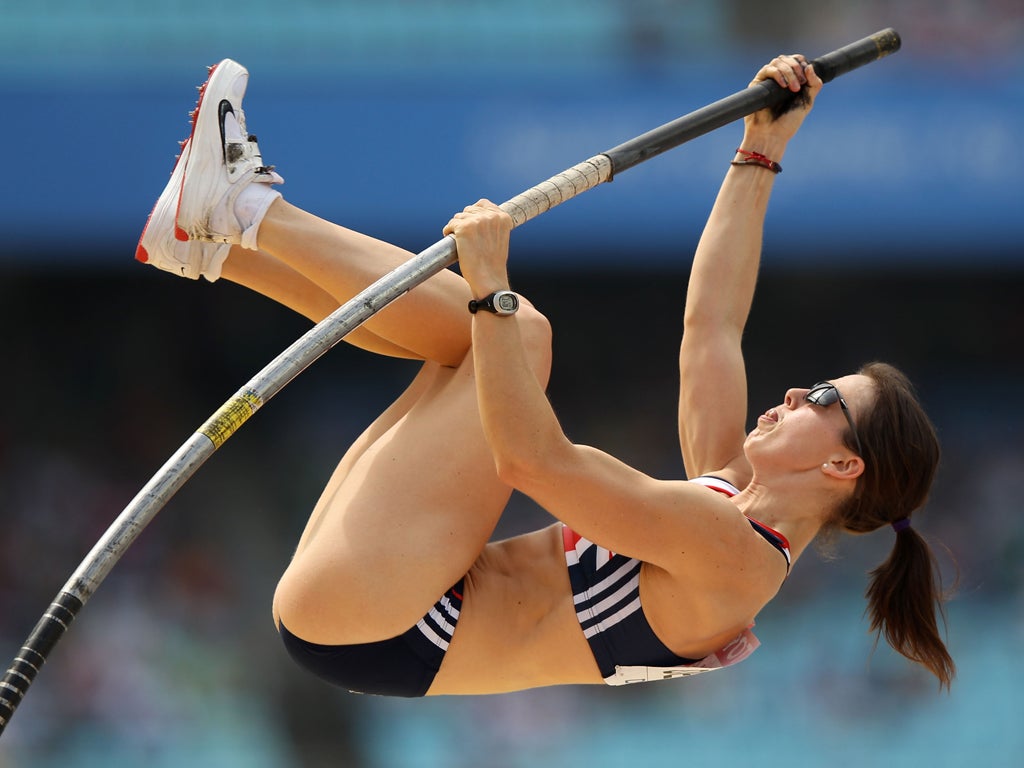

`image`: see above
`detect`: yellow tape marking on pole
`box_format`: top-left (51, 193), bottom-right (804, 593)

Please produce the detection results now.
top-left (199, 390), bottom-right (263, 448)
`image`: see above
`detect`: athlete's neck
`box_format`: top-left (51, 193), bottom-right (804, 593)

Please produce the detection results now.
top-left (733, 479), bottom-right (825, 564)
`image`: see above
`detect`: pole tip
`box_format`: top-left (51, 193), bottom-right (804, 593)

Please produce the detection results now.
top-left (873, 28), bottom-right (902, 58)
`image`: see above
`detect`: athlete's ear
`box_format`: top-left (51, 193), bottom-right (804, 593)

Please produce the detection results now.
top-left (821, 455), bottom-right (864, 481)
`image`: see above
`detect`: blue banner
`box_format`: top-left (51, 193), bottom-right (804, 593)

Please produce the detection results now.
top-left (2, 60), bottom-right (1020, 267)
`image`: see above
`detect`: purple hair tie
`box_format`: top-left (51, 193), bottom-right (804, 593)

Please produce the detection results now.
top-left (891, 518), bottom-right (912, 533)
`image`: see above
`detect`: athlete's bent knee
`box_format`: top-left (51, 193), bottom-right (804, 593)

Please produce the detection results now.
top-left (271, 561), bottom-right (349, 641)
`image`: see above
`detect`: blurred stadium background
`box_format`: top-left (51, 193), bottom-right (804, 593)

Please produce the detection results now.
top-left (1, 1), bottom-right (1022, 766)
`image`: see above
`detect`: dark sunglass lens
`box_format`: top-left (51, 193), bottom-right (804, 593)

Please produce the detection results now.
top-left (805, 382), bottom-right (863, 456)
top-left (806, 383), bottom-right (837, 406)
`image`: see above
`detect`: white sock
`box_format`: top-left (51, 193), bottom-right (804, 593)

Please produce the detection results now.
top-left (235, 181), bottom-right (281, 251)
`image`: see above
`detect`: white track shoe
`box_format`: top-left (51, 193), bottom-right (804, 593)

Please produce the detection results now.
top-left (136, 137), bottom-right (231, 281)
top-left (174, 59), bottom-right (283, 249)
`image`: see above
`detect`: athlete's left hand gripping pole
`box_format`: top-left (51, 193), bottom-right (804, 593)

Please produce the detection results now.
top-left (0, 28), bottom-right (899, 737)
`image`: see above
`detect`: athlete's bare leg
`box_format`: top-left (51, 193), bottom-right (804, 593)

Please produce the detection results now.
top-left (222, 199), bottom-right (475, 366)
top-left (271, 303), bottom-right (553, 645)
top-left (140, 58), bottom-right (542, 641)
top-left (208, 198), bottom-right (551, 644)
top-left (219, 245), bottom-right (420, 359)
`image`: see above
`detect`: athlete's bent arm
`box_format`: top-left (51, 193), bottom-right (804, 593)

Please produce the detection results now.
top-left (445, 202), bottom-right (762, 577)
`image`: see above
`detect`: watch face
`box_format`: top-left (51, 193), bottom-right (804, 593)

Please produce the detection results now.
top-left (496, 293), bottom-right (519, 313)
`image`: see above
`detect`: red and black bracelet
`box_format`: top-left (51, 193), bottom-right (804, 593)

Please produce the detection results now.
top-left (730, 148), bottom-right (782, 174)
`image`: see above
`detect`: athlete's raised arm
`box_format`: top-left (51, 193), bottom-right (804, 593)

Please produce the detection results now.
top-left (678, 55), bottom-right (823, 486)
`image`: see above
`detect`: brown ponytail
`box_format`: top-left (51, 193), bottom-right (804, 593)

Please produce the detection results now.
top-left (832, 362), bottom-right (955, 690)
top-left (865, 525), bottom-right (955, 689)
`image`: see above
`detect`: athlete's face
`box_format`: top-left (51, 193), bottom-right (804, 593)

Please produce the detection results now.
top-left (745, 374), bottom-right (873, 472)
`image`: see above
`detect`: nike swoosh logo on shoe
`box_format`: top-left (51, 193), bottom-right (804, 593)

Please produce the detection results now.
top-left (219, 99), bottom-right (248, 165)
top-left (218, 99), bottom-right (233, 164)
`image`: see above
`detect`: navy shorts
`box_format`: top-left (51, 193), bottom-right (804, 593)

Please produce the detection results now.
top-left (279, 580), bottom-right (464, 698)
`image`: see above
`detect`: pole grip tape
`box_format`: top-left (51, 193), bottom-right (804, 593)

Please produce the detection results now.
top-left (501, 155), bottom-right (613, 228)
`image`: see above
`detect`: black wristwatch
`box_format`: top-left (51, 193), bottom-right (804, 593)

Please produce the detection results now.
top-left (468, 290), bottom-right (519, 316)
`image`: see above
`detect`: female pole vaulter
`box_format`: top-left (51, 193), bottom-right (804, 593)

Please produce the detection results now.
top-left (136, 53), bottom-right (954, 697)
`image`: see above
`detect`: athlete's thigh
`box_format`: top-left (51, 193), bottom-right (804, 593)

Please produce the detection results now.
top-left (277, 307), bottom-right (552, 643)
top-left (288, 360), bottom-right (442, 561)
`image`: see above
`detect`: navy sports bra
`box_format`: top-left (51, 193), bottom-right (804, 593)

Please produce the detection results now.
top-left (563, 475), bottom-right (791, 686)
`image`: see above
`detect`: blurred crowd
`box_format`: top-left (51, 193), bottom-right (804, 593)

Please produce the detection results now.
top-left (1, 0), bottom-right (1018, 79)
top-left (1, 265), bottom-right (1022, 766)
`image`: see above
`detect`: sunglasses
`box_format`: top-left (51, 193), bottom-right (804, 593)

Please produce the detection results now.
top-left (805, 381), bottom-right (864, 457)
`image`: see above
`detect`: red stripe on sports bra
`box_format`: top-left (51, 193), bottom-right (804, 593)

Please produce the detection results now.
top-left (747, 517), bottom-right (791, 552)
top-left (690, 475), bottom-right (741, 498)
top-left (563, 525), bottom-right (583, 552)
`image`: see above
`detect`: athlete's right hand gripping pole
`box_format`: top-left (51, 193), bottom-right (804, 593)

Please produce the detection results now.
top-left (0, 28), bottom-right (899, 738)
